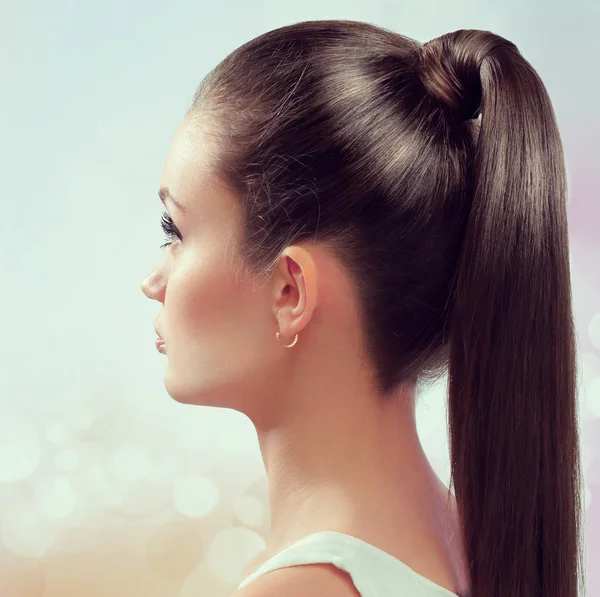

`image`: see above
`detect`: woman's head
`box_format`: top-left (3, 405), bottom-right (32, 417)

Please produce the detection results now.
top-left (142, 20), bottom-right (584, 597)
top-left (141, 112), bottom-right (381, 422)
top-left (142, 21), bottom-right (479, 408)
top-left (141, 110), bottom-right (399, 430)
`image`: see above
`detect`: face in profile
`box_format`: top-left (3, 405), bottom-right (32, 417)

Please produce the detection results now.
top-left (140, 117), bottom-right (289, 417)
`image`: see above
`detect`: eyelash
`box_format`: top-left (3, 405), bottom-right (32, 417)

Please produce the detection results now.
top-left (159, 211), bottom-right (182, 249)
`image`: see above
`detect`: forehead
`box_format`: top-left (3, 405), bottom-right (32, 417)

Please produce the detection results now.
top-left (159, 117), bottom-right (241, 231)
top-left (161, 118), bottom-right (215, 194)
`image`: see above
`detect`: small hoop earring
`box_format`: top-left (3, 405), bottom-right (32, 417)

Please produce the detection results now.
top-left (276, 330), bottom-right (299, 348)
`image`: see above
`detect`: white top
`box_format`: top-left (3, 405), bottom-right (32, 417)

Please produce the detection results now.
top-left (237, 530), bottom-right (461, 597)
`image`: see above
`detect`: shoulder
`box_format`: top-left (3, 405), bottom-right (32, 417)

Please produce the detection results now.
top-left (233, 563), bottom-right (361, 597)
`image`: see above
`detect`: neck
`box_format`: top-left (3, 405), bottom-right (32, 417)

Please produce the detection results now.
top-left (254, 380), bottom-right (451, 554)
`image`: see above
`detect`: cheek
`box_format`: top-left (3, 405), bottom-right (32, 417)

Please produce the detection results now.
top-left (167, 254), bottom-right (272, 359)
top-left (168, 258), bottom-right (233, 330)
top-left (164, 251), bottom-right (282, 416)
top-left (163, 256), bottom-right (278, 408)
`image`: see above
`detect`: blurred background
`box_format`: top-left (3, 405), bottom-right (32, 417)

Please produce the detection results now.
top-left (0, 0), bottom-right (598, 595)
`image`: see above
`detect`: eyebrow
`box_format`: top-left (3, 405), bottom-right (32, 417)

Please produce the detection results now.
top-left (159, 187), bottom-right (186, 213)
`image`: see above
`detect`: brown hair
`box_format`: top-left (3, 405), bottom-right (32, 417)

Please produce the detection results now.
top-left (187, 20), bottom-right (585, 597)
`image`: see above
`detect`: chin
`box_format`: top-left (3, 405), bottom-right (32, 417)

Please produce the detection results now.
top-left (162, 372), bottom-right (242, 410)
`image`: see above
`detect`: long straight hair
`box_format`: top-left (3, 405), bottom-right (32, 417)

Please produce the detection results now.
top-left (188, 20), bottom-right (586, 597)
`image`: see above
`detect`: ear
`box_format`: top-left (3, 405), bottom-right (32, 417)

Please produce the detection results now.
top-left (271, 245), bottom-right (318, 342)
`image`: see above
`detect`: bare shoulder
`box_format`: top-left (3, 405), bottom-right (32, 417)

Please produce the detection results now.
top-left (232, 563), bottom-right (361, 597)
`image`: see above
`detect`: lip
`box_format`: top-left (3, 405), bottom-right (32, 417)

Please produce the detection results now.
top-left (154, 325), bottom-right (165, 352)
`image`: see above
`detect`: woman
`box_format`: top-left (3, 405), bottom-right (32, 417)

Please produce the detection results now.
top-left (141, 20), bottom-right (585, 597)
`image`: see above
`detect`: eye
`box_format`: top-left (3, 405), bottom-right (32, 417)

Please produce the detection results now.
top-left (159, 211), bottom-right (182, 249)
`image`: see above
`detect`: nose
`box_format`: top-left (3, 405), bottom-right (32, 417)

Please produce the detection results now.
top-left (141, 268), bottom-right (164, 301)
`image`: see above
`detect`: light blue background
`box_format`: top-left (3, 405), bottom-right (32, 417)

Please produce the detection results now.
top-left (0, 1), bottom-right (597, 595)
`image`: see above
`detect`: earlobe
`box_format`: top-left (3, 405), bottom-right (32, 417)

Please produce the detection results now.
top-left (276, 330), bottom-right (299, 348)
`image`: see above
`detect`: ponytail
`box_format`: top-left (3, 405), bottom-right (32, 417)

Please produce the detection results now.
top-left (421, 30), bottom-right (586, 597)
